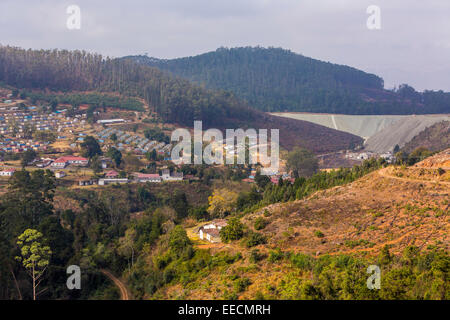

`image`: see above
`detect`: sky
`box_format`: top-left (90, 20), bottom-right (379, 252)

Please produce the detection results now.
top-left (1, 0), bottom-right (449, 91)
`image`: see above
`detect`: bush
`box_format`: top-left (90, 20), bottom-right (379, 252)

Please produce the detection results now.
top-left (245, 232), bottom-right (267, 248)
top-left (249, 249), bottom-right (266, 263)
top-left (234, 277), bottom-right (252, 293)
top-left (254, 217), bottom-right (268, 230)
top-left (268, 248), bottom-right (284, 263)
top-left (314, 230), bottom-right (324, 238)
top-left (220, 218), bottom-right (244, 242)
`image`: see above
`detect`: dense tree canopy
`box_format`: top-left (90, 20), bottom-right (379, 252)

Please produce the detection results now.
top-left (131, 47), bottom-right (450, 115)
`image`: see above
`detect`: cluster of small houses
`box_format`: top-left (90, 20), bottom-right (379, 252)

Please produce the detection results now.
top-left (0, 138), bottom-right (50, 153)
top-left (0, 153), bottom-right (186, 186)
top-left (97, 128), bottom-right (172, 155)
top-left (0, 106), bottom-right (88, 153)
top-left (345, 150), bottom-right (394, 162)
top-left (0, 108), bottom-right (86, 136)
top-left (81, 168), bottom-right (184, 186)
top-left (241, 168), bottom-right (294, 185)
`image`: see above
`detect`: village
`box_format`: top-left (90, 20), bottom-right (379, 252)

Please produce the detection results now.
top-left (0, 87), bottom-right (332, 194)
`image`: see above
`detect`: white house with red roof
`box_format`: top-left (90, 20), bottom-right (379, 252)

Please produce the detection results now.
top-left (0, 168), bottom-right (16, 176)
top-left (198, 219), bottom-right (228, 243)
top-left (51, 156), bottom-right (89, 168)
top-left (105, 170), bottom-right (119, 178)
top-left (135, 173), bottom-right (161, 183)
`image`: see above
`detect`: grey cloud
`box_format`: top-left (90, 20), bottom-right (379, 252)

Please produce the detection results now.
top-left (0, 0), bottom-right (449, 91)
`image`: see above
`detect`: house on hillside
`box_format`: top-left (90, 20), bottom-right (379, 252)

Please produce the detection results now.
top-left (98, 178), bottom-right (128, 185)
top-left (198, 219), bottom-right (228, 243)
top-left (55, 171), bottom-right (66, 178)
top-left (135, 173), bottom-right (161, 183)
top-left (199, 228), bottom-right (221, 243)
top-left (99, 157), bottom-right (113, 169)
top-left (51, 156), bottom-right (89, 169)
top-left (105, 170), bottom-right (119, 178)
top-left (78, 179), bottom-right (97, 186)
top-left (0, 168), bottom-right (16, 177)
top-left (161, 169), bottom-right (183, 181)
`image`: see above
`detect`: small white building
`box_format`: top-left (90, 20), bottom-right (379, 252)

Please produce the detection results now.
top-left (55, 171), bottom-right (66, 178)
top-left (98, 178), bottom-right (129, 185)
top-left (97, 119), bottom-right (125, 124)
top-left (161, 169), bottom-right (183, 181)
top-left (0, 168), bottom-right (16, 176)
top-left (198, 220), bottom-right (228, 243)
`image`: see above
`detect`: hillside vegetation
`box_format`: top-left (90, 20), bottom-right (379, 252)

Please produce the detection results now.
top-left (129, 155), bottom-right (449, 300)
top-left (127, 47), bottom-right (450, 114)
top-left (0, 46), bottom-right (362, 153)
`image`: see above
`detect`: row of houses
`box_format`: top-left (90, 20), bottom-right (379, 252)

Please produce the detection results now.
top-left (0, 108), bottom-right (87, 136)
top-left (97, 128), bottom-right (171, 155)
top-left (75, 169), bottom-right (184, 186)
top-left (50, 156), bottom-right (89, 169)
top-left (0, 139), bottom-right (50, 153)
top-left (95, 169), bottom-right (184, 185)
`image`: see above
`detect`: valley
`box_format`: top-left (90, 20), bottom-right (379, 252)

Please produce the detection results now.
top-left (0, 45), bottom-right (447, 302)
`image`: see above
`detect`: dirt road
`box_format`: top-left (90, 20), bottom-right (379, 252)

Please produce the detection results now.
top-left (378, 167), bottom-right (450, 185)
top-left (100, 269), bottom-right (130, 300)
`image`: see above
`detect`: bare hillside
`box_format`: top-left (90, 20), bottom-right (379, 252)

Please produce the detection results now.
top-left (365, 115), bottom-right (450, 153)
top-left (402, 121), bottom-right (450, 154)
top-left (243, 158), bottom-right (449, 257)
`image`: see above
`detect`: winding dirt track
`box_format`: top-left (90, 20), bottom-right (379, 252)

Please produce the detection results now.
top-left (378, 167), bottom-right (450, 185)
top-left (100, 269), bottom-right (130, 300)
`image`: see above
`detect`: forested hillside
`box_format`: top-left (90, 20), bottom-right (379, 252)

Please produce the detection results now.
top-left (0, 46), bottom-right (362, 152)
top-left (127, 47), bottom-right (450, 114)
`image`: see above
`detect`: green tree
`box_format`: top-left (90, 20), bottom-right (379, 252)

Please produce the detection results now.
top-left (286, 147), bottom-right (319, 178)
top-left (90, 155), bottom-right (102, 174)
top-left (15, 229), bottom-right (52, 300)
top-left (220, 217), bottom-right (244, 242)
top-left (107, 147), bottom-right (122, 167)
top-left (168, 225), bottom-right (192, 259)
top-left (254, 171), bottom-right (270, 189)
top-left (80, 136), bottom-right (102, 159)
top-left (21, 149), bottom-right (37, 168)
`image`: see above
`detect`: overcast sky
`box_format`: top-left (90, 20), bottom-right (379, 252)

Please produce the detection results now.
top-left (1, 0), bottom-right (449, 91)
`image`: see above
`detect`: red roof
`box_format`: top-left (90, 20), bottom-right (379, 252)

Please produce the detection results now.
top-left (54, 156), bottom-right (88, 163)
top-left (105, 170), bottom-right (119, 177)
top-left (3, 168), bottom-right (16, 172)
top-left (136, 173), bottom-right (160, 179)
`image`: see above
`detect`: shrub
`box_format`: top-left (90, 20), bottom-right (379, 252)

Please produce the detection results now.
top-left (220, 218), bottom-right (244, 242)
top-left (314, 230), bottom-right (324, 238)
top-left (245, 232), bottom-right (267, 248)
top-left (234, 277), bottom-right (252, 293)
top-left (249, 249), bottom-right (266, 263)
top-left (254, 217), bottom-right (269, 230)
top-left (268, 248), bottom-right (284, 263)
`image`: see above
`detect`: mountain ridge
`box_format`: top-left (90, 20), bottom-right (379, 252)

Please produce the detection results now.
top-left (0, 45), bottom-right (362, 153)
top-left (125, 46), bottom-right (450, 115)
